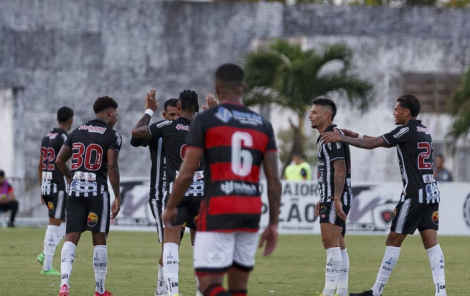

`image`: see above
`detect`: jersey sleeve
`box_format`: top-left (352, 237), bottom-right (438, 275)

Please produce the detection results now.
top-left (265, 121), bottom-right (277, 152)
top-left (63, 130), bottom-right (75, 148)
top-left (108, 131), bottom-right (123, 152)
top-left (325, 141), bottom-right (345, 162)
top-left (149, 120), bottom-right (170, 138)
top-left (381, 125), bottom-right (413, 147)
top-left (186, 114), bottom-right (205, 149)
top-left (130, 136), bottom-right (150, 147)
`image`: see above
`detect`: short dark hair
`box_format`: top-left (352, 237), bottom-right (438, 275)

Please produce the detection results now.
top-left (57, 106), bottom-right (74, 123)
top-left (93, 96), bottom-right (118, 114)
top-left (293, 152), bottom-right (306, 160)
top-left (164, 98), bottom-right (179, 111)
top-left (215, 63), bottom-right (245, 88)
top-left (312, 97), bottom-right (337, 121)
top-left (436, 154), bottom-right (445, 160)
top-left (0, 170), bottom-right (4, 177)
top-left (397, 94), bottom-right (420, 117)
top-left (179, 90), bottom-right (199, 112)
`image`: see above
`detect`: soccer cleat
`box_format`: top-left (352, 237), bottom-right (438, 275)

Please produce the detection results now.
top-left (41, 267), bottom-right (61, 275)
top-left (37, 252), bottom-right (45, 265)
top-left (196, 290), bottom-right (203, 296)
top-left (349, 290), bottom-right (381, 296)
top-left (94, 290), bottom-right (114, 296)
top-left (59, 284), bottom-right (69, 296)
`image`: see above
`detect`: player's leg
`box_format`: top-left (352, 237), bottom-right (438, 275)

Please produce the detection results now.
top-left (336, 228), bottom-right (349, 296)
top-left (419, 203), bottom-right (446, 296)
top-left (194, 231), bottom-right (235, 296)
top-left (319, 202), bottom-right (343, 296)
top-left (88, 191), bottom-right (112, 296)
top-left (188, 197), bottom-right (203, 296)
top-left (150, 197), bottom-right (167, 296)
top-left (163, 224), bottom-right (184, 295)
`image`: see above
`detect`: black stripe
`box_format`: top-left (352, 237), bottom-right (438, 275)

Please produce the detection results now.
top-left (206, 214), bottom-right (260, 231)
top-left (232, 261), bottom-right (253, 272)
top-left (195, 266), bottom-right (231, 274)
top-left (207, 147), bottom-right (263, 165)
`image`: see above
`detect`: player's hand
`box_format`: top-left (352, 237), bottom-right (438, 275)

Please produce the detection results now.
top-left (339, 128), bottom-right (358, 138)
top-left (163, 207), bottom-right (178, 228)
top-left (334, 199), bottom-right (347, 222)
top-left (202, 93), bottom-right (218, 111)
top-left (315, 201), bottom-right (321, 216)
top-left (259, 224), bottom-right (278, 256)
top-left (40, 195), bottom-right (45, 205)
top-left (321, 129), bottom-right (342, 144)
top-left (145, 88), bottom-right (159, 112)
top-left (111, 197), bottom-right (120, 219)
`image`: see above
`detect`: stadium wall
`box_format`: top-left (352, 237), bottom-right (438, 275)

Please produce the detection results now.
top-left (0, 1), bottom-right (470, 183)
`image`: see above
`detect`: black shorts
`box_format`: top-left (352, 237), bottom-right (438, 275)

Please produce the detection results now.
top-left (319, 201), bottom-right (351, 237)
top-left (391, 198), bottom-right (439, 234)
top-left (66, 191), bottom-right (110, 234)
top-left (164, 195), bottom-right (202, 230)
top-left (43, 189), bottom-right (67, 220)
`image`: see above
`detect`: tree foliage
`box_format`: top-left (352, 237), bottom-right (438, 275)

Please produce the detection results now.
top-left (447, 67), bottom-right (470, 148)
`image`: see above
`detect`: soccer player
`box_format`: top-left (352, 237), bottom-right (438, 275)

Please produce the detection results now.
top-left (0, 170), bottom-right (19, 227)
top-left (309, 98), bottom-right (351, 296)
top-left (132, 88), bottom-right (204, 296)
top-left (162, 63), bottom-right (282, 296)
top-left (37, 106), bottom-right (74, 275)
top-left (130, 98), bottom-right (179, 296)
top-left (322, 94), bottom-right (447, 296)
top-left (55, 96), bottom-right (122, 296)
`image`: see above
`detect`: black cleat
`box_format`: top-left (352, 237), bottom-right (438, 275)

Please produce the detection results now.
top-left (350, 291), bottom-right (381, 296)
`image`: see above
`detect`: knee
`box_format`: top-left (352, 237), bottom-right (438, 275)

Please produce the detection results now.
top-left (10, 200), bottom-right (19, 209)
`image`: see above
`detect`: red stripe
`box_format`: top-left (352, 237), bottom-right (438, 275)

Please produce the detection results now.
top-left (209, 196), bottom-right (262, 215)
top-left (209, 286), bottom-right (227, 296)
top-left (198, 200), bottom-right (207, 232)
top-left (210, 163), bottom-right (260, 182)
top-left (205, 126), bottom-right (269, 151)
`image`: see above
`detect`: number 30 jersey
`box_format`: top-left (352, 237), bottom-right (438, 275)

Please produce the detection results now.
top-left (186, 103), bottom-right (277, 232)
top-left (381, 119), bottom-right (439, 204)
top-left (64, 119), bottom-right (122, 197)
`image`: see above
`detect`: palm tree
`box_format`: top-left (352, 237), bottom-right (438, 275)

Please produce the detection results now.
top-left (447, 67), bottom-right (470, 149)
top-left (244, 39), bottom-right (374, 176)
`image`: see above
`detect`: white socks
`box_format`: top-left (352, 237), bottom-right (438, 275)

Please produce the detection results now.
top-left (322, 247), bottom-right (342, 296)
top-left (163, 243), bottom-right (179, 295)
top-left (336, 248), bottom-right (349, 296)
top-left (156, 264), bottom-right (167, 294)
top-left (59, 222), bottom-right (66, 240)
top-left (371, 246), bottom-right (401, 296)
top-left (43, 225), bottom-right (61, 271)
top-left (60, 241), bottom-right (76, 288)
top-left (193, 246), bottom-right (201, 294)
top-left (93, 245), bottom-right (108, 295)
top-left (427, 244), bottom-right (446, 296)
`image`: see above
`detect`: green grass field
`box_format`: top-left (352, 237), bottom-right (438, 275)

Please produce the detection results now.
top-left (0, 228), bottom-right (469, 296)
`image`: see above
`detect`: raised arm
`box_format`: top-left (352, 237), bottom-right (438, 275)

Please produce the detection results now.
top-left (56, 145), bottom-right (72, 180)
top-left (107, 149), bottom-right (120, 219)
top-left (131, 89), bottom-right (159, 138)
top-left (322, 129), bottom-right (388, 150)
top-left (332, 159), bottom-right (347, 221)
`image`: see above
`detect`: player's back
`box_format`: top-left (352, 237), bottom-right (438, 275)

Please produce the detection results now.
top-left (186, 103), bottom-right (277, 232)
top-left (66, 119), bottom-right (122, 197)
top-left (40, 128), bottom-right (69, 193)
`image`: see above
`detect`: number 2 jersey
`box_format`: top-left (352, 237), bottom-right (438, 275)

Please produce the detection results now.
top-left (40, 128), bottom-right (69, 195)
top-left (185, 103), bottom-right (277, 233)
top-left (381, 119), bottom-right (440, 204)
top-left (64, 119), bottom-right (122, 197)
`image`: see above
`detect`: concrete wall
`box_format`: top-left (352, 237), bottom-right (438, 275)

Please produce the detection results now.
top-left (1, 0), bottom-right (470, 181)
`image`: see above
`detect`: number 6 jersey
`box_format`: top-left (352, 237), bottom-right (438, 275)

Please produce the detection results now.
top-left (381, 119), bottom-right (440, 204)
top-left (185, 103), bottom-right (277, 232)
top-left (64, 119), bottom-right (122, 197)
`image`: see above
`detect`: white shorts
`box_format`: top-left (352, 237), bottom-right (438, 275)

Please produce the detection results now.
top-left (194, 231), bottom-right (259, 274)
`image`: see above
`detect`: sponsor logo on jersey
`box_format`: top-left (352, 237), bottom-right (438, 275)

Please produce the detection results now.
top-left (156, 120), bottom-right (172, 128)
top-left (232, 110), bottom-right (263, 125)
top-left (416, 126), bottom-right (429, 134)
top-left (70, 180), bottom-right (98, 193)
top-left (79, 125), bottom-right (107, 134)
top-left (42, 171), bottom-right (53, 180)
top-left (220, 181), bottom-right (257, 195)
top-left (319, 204), bottom-right (327, 214)
top-left (73, 171), bottom-right (97, 181)
top-left (215, 107), bottom-right (233, 123)
top-left (423, 174), bottom-right (436, 184)
top-left (393, 127), bottom-right (409, 139)
top-left (176, 124), bottom-right (190, 131)
top-left (431, 211), bottom-right (439, 225)
top-left (463, 193), bottom-right (470, 229)
top-left (46, 132), bottom-right (58, 139)
top-left (87, 212), bottom-right (98, 227)
top-left (47, 201), bottom-right (54, 213)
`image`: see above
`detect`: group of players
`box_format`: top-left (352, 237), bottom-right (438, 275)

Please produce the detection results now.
top-left (36, 62), bottom-right (446, 296)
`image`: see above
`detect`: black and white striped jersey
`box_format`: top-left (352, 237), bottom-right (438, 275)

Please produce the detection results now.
top-left (382, 119), bottom-right (440, 204)
top-left (40, 128), bottom-right (69, 195)
top-left (316, 125), bottom-right (353, 205)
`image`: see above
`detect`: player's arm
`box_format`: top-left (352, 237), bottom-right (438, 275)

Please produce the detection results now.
top-left (132, 89), bottom-right (159, 138)
top-left (322, 129), bottom-right (388, 149)
top-left (108, 149), bottom-right (121, 218)
top-left (37, 151), bottom-right (45, 204)
top-left (163, 147), bottom-right (203, 226)
top-left (259, 151), bottom-right (281, 256)
top-left (301, 168), bottom-right (308, 180)
top-left (56, 145), bottom-right (72, 180)
top-left (332, 159), bottom-right (347, 221)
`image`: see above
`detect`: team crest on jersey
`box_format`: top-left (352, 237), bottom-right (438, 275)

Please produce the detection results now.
top-left (87, 212), bottom-right (98, 227)
top-left (393, 127), bottom-right (409, 139)
top-left (319, 204), bottom-right (327, 214)
top-left (47, 201), bottom-right (54, 213)
top-left (431, 211), bottom-right (439, 225)
top-left (215, 107), bottom-right (233, 123)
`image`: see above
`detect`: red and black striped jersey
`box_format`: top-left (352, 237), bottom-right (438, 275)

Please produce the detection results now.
top-left (186, 103), bottom-right (277, 232)
top-left (40, 128), bottom-right (69, 193)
